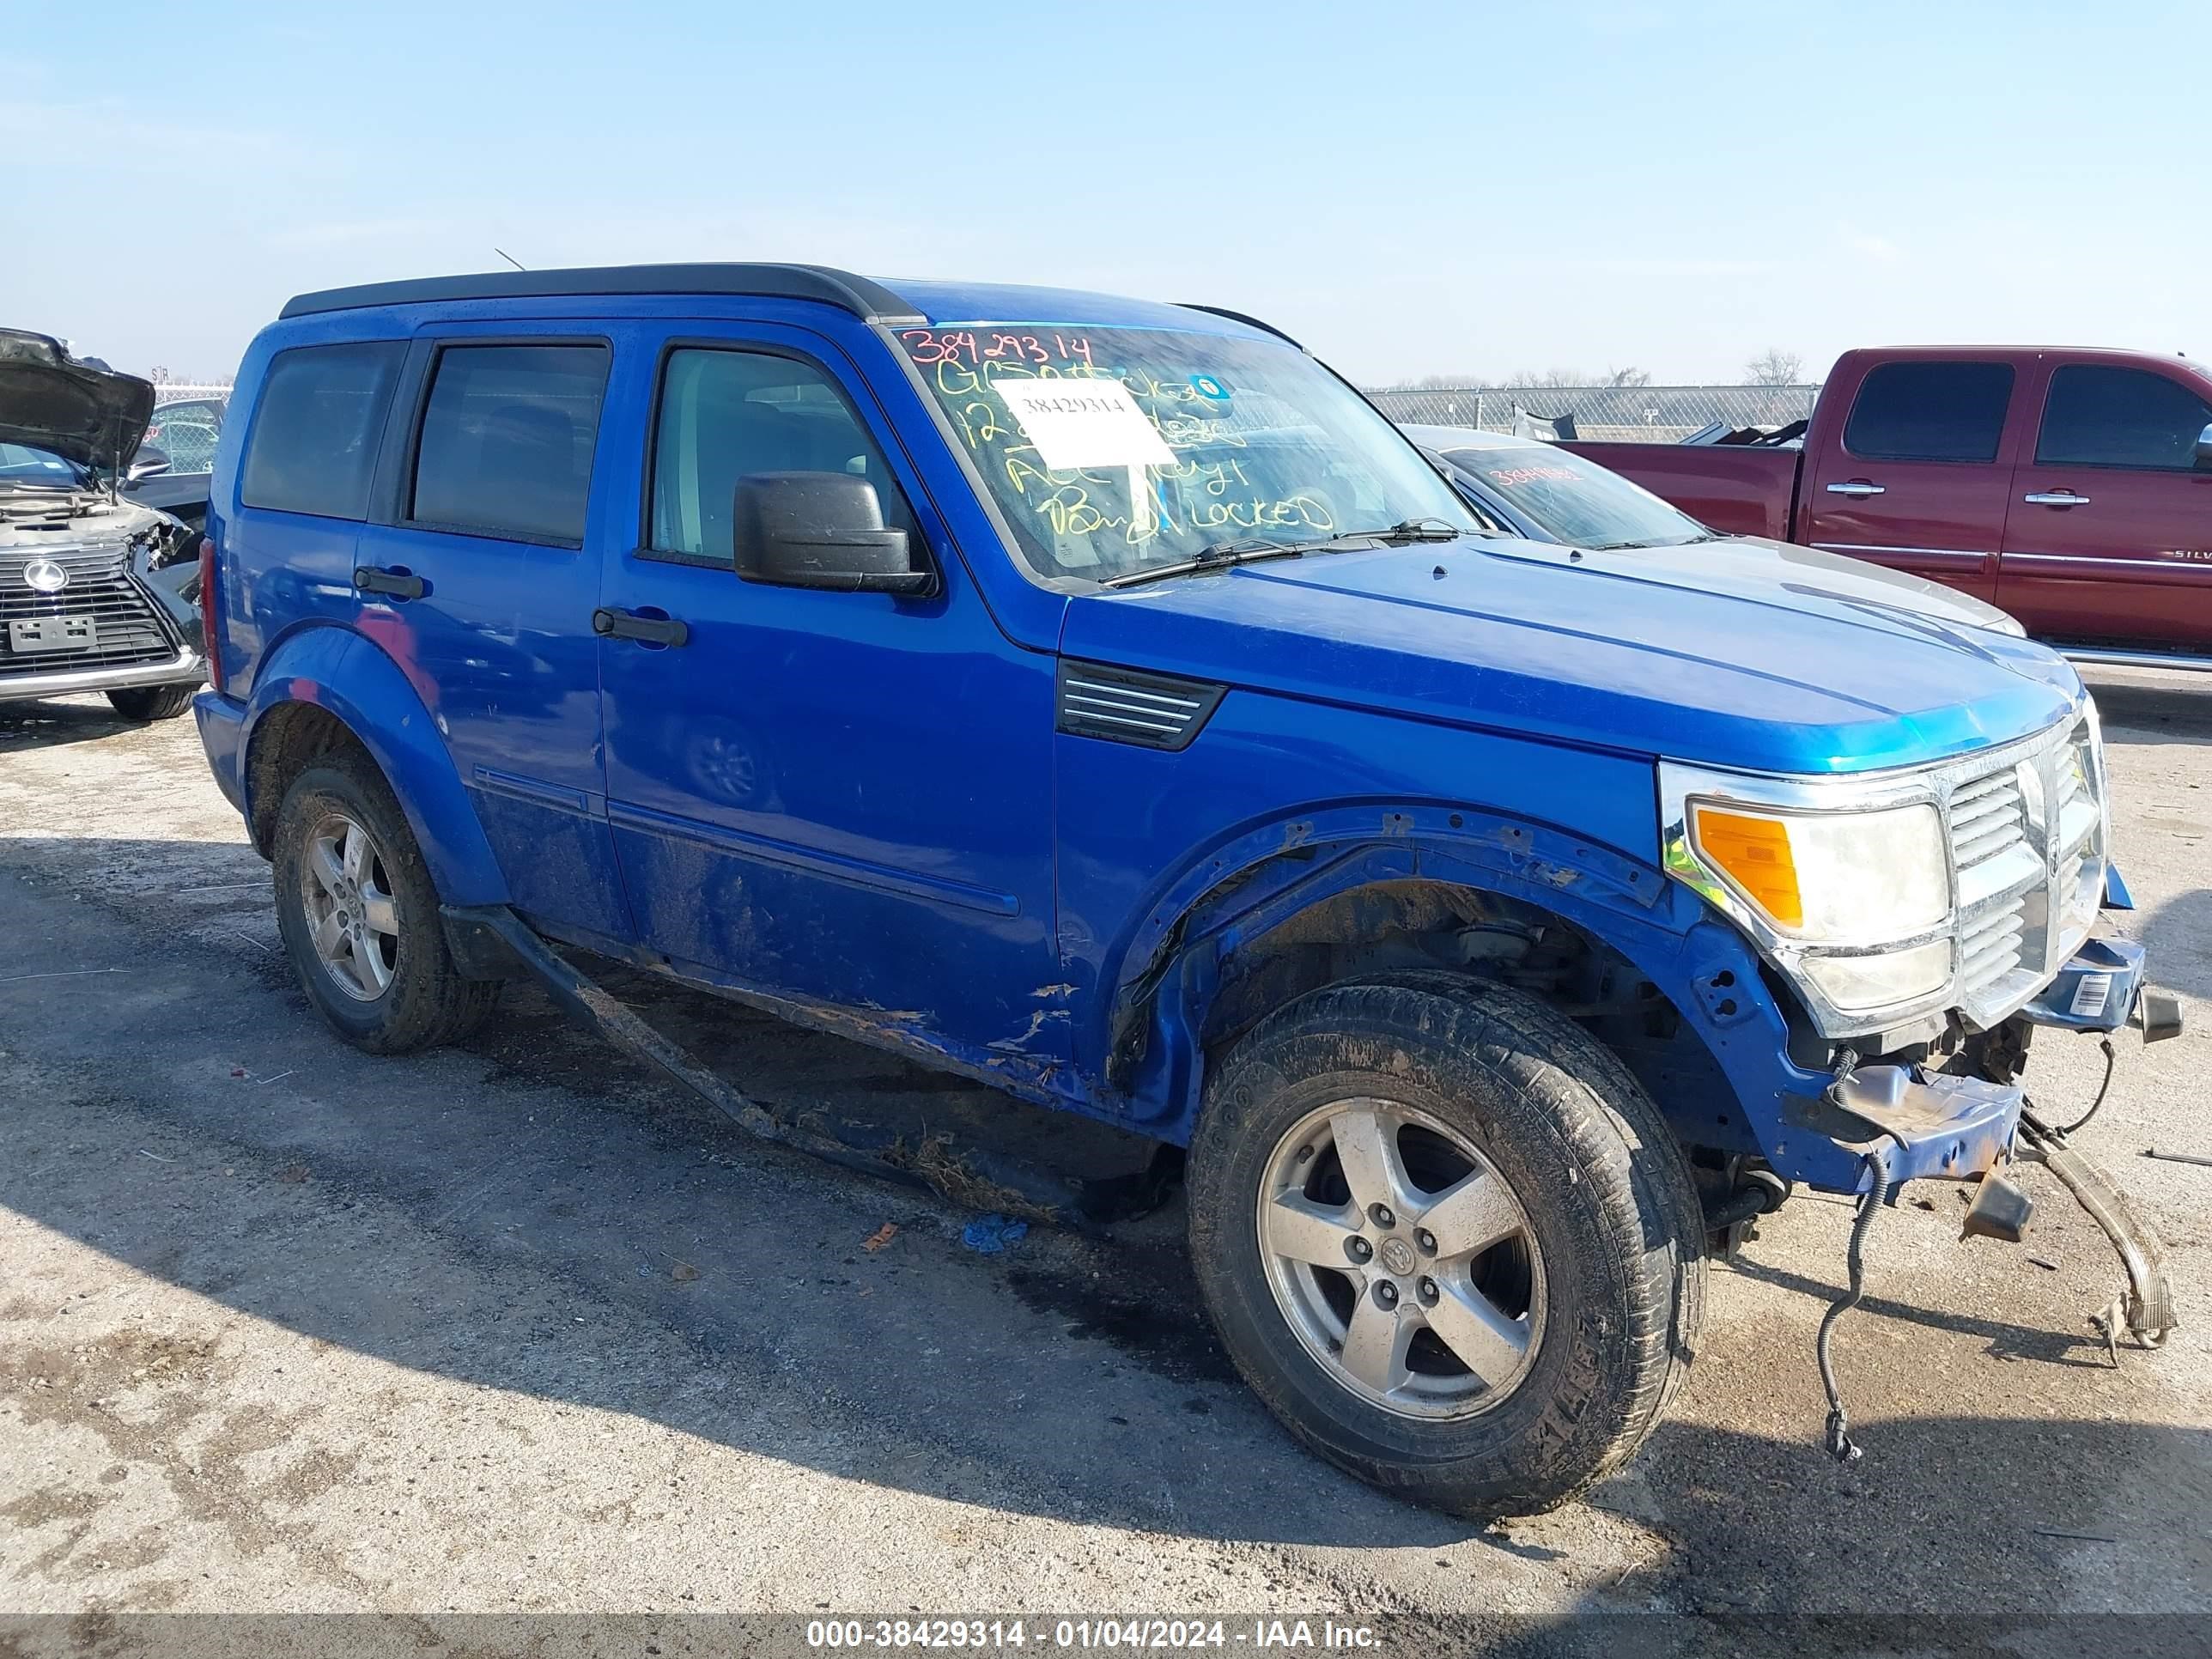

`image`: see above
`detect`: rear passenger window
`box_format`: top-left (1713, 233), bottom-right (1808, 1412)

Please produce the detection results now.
top-left (240, 342), bottom-right (404, 519)
top-left (2036, 365), bottom-right (2212, 470)
top-left (410, 343), bottom-right (610, 544)
top-left (1842, 362), bottom-right (2014, 463)
top-left (648, 348), bottom-right (915, 560)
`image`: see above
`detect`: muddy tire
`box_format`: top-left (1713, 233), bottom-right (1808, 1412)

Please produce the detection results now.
top-left (1187, 971), bottom-right (1705, 1517)
top-left (271, 750), bottom-right (498, 1054)
top-left (106, 684), bottom-right (198, 721)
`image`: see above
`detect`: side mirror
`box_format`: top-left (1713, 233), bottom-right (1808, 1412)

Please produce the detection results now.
top-left (2197, 422), bottom-right (2212, 469)
top-left (127, 447), bottom-right (172, 482)
top-left (732, 471), bottom-right (934, 595)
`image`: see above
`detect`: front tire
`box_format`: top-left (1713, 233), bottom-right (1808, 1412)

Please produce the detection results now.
top-left (106, 684), bottom-right (198, 721)
top-left (271, 751), bottom-right (498, 1054)
top-left (1187, 973), bottom-right (1705, 1516)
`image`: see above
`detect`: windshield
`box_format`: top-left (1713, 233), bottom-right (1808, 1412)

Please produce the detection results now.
top-left (1441, 442), bottom-right (1710, 549)
top-left (900, 325), bottom-right (1475, 582)
top-left (0, 441), bottom-right (91, 492)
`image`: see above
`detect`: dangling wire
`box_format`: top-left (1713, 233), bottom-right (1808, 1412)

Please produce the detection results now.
top-left (1817, 1146), bottom-right (1889, 1463)
top-left (2042, 1037), bottom-right (2118, 1139)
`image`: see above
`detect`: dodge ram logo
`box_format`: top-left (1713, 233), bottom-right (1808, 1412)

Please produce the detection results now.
top-left (22, 558), bottom-right (70, 594)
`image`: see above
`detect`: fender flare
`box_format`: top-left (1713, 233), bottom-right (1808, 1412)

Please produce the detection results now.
top-left (240, 623), bottom-right (510, 907)
top-left (1094, 800), bottom-right (1827, 1155)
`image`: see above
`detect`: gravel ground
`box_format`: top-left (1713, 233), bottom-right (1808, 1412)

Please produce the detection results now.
top-left (2, 670), bottom-right (2208, 1654)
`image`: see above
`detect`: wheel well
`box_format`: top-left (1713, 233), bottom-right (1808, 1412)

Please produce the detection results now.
top-left (1194, 877), bottom-right (1745, 1158)
top-left (246, 702), bottom-right (371, 855)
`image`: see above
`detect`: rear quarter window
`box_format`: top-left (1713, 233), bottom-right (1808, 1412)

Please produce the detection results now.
top-left (239, 342), bottom-right (406, 519)
top-left (1842, 361), bottom-right (2014, 464)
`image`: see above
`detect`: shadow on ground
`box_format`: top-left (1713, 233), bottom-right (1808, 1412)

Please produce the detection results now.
top-left (0, 696), bottom-right (179, 751)
top-left (3, 842), bottom-right (2208, 1611)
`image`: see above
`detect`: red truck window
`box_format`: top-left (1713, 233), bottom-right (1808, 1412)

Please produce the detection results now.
top-left (2035, 365), bottom-right (2212, 471)
top-left (1842, 362), bottom-right (2014, 464)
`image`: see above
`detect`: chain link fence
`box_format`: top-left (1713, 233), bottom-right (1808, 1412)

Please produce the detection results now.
top-left (1364, 383), bottom-right (1820, 443)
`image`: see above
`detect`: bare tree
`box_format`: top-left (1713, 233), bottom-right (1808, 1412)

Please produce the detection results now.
top-left (1603, 365), bottom-right (1651, 388)
top-left (1743, 348), bottom-right (1804, 386)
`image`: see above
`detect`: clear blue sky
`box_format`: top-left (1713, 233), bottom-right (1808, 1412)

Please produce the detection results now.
top-left (4, 0), bottom-right (2204, 386)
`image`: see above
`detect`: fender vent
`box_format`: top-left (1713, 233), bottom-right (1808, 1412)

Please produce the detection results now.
top-left (1056, 659), bottom-right (1224, 751)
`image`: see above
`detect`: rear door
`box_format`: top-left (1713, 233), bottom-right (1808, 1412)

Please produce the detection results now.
top-left (349, 327), bottom-right (635, 945)
top-left (1999, 360), bottom-right (2212, 648)
top-left (1800, 357), bottom-right (2026, 603)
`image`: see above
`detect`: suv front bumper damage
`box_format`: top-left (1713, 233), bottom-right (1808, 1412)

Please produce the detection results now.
top-left (1790, 924), bottom-right (2180, 1459)
top-left (1792, 927), bottom-right (2181, 1353)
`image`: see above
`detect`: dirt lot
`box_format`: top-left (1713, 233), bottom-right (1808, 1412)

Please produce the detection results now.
top-left (3, 670), bottom-right (2209, 1653)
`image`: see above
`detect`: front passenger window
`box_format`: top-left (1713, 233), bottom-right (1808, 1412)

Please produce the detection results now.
top-left (2036, 365), bottom-right (2212, 471)
top-left (649, 348), bottom-right (916, 560)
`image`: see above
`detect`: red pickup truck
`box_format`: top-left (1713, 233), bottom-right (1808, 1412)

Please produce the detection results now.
top-left (1565, 346), bottom-right (2212, 667)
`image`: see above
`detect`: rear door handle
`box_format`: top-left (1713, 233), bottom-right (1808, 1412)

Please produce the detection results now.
top-left (353, 565), bottom-right (425, 600)
top-left (1826, 480), bottom-right (1886, 498)
top-left (2023, 490), bottom-right (2091, 508)
top-left (592, 607), bottom-right (690, 647)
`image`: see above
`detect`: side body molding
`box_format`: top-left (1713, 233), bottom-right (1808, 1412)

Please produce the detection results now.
top-left (240, 624), bottom-right (511, 907)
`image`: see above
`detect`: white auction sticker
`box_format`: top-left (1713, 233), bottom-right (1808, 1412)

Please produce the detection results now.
top-left (992, 377), bottom-right (1175, 471)
top-left (2069, 974), bottom-right (2112, 1019)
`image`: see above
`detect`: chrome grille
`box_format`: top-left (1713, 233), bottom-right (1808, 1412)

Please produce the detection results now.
top-left (1, 545), bottom-right (178, 677)
top-left (1942, 714), bottom-right (2105, 1029)
top-left (1958, 902), bottom-right (2028, 997)
top-left (1948, 769), bottom-right (2027, 871)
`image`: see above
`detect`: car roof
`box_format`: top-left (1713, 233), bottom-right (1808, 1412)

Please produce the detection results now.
top-left (1396, 423), bottom-right (1545, 453)
top-left (277, 263), bottom-right (1284, 343)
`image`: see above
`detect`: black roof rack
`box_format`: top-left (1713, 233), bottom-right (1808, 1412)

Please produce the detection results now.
top-left (278, 263), bottom-right (924, 324)
top-left (1176, 303), bottom-right (1303, 350)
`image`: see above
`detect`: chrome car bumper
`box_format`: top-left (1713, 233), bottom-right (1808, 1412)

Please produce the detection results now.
top-left (0, 646), bottom-right (204, 703)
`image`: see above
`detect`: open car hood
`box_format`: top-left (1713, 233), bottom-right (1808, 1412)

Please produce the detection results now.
top-left (0, 328), bottom-right (154, 472)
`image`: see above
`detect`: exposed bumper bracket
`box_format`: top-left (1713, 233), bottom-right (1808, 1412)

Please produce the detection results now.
top-left (2019, 1111), bottom-right (2176, 1354)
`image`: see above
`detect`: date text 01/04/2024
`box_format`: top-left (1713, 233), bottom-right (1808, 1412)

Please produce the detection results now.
top-left (804, 1618), bottom-right (1382, 1650)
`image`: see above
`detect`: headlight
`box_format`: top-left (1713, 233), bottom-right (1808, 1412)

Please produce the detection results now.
top-left (1686, 799), bottom-right (1947, 939)
top-left (1662, 758), bottom-right (1960, 1029)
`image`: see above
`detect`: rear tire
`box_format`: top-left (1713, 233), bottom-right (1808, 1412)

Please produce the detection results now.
top-left (1187, 972), bottom-right (1705, 1517)
top-left (106, 684), bottom-right (198, 721)
top-left (271, 750), bottom-right (499, 1054)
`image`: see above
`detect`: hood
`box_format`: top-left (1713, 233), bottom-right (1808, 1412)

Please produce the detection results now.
top-left (1681, 533), bottom-right (2022, 636)
top-left (0, 328), bottom-right (154, 473)
top-left (1061, 536), bottom-right (2080, 776)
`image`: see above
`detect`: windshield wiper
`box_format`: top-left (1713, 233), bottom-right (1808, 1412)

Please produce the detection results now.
top-left (1100, 536), bottom-right (1308, 589)
top-left (1100, 520), bottom-right (1464, 590)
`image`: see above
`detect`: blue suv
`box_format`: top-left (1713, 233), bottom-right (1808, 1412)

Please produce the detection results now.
top-left (193, 264), bottom-right (2176, 1515)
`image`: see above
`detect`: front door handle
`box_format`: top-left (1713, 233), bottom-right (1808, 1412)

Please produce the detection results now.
top-left (592, 607), bottom-right (690, 647)
top-left (1826, 480), bottom-right (1887, 498)
top-left (2023, 490), bottom-right (2091, 508)
top-left (354, 565), bottom-right (426, 600)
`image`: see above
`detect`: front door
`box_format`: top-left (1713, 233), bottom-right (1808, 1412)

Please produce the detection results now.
top-left (594, 323), bottom-right (1064, 1066)
top-left (1800, 357), bottom-right (2022, 604)
top-left (349, 328), bottom-right (635, 945)
top-left (2000, 361), bottom-right (2212, 648)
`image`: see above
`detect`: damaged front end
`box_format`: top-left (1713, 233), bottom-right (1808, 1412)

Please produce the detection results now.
top-left (1783, 922), bottom-right (2181, 1458)
top-left (1, 329), bottom-right (203, 702)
